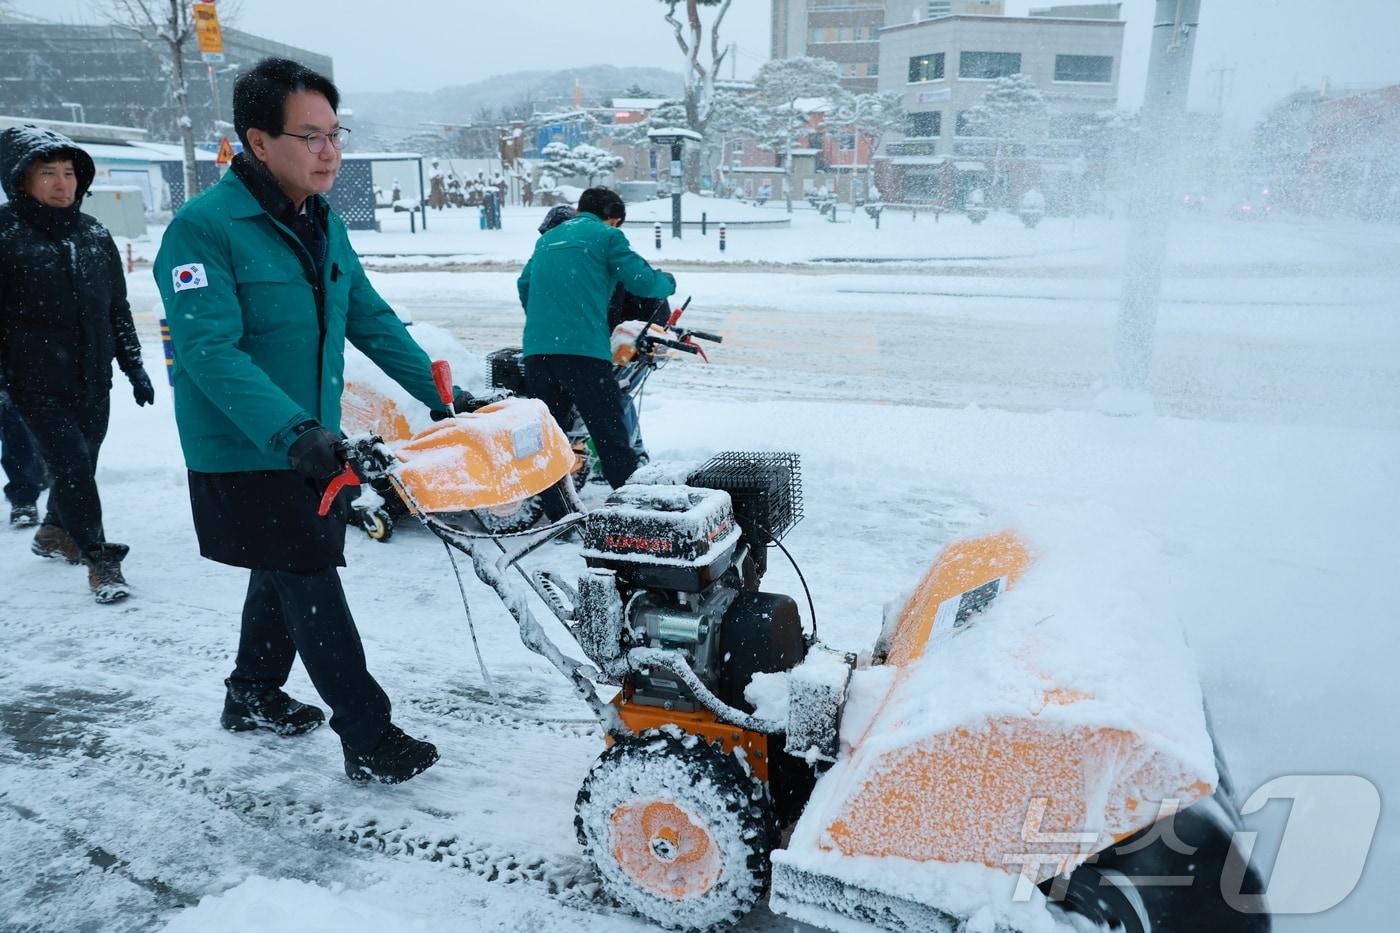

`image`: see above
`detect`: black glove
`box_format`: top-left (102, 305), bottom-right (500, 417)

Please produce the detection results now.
top-left (287, 422), bottom-right (345, 482)
top-left (126, 366), bottom-right (155, 407)
top-left (430, 386), bottom-right (482, 420)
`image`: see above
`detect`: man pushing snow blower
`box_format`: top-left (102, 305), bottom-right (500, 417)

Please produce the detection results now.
top-left (156, 58), bottom-right (474, 786)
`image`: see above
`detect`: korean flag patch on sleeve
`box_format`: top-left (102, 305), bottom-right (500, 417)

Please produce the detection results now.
top-left (171, 263), bottom-right (208, 292)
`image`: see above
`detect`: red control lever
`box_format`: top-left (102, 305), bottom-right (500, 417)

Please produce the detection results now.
top-left (318, 463), bottom-right (360, 517)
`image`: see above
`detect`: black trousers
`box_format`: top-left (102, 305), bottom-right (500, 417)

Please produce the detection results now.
top-left (524, 354), bottom-right (638, 488)
top-left (230, 568), bottom-right (391, 753)
top-left (13, 393), bottom-right (109, 553)
top-left (1, 401), bottom-right (48, 507)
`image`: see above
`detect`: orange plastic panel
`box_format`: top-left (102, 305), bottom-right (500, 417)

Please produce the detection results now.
top-left (341, 381), bottom-right (413, 443)
top-left (392, 398), bottom-right (574, 513)
top-left (821, 716), bottom-right (1212, 881)
top-left (883, 530), bottom-right (1031, 667)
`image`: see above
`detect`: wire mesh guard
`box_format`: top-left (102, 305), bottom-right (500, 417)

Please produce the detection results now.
top-left (687, 452), bottom-right (803, 545)
top-left (485, 347), bottom-right (527, 395)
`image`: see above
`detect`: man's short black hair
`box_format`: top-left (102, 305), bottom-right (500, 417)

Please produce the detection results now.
top-left (233, 57), bottom-right (340, 151)
top-left (577, 187), bottom-right (626, 223)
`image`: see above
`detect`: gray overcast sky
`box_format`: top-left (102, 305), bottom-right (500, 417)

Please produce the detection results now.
top-left (11, 0), bottom-right (1400, 128)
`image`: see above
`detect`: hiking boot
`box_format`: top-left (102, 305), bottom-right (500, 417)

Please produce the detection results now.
top-left (344, 725), bottom-right (439, 785)
top-left (32, 523), bottom-right (81, 563)
top-left (221, 679), bottom-right (325, 736)
top-left (83, 543), bottom-right (131, 604)
top-left (9, 504), bottom-right (38, 528)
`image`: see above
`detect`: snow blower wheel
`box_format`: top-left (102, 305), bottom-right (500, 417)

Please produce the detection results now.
top-left (575, 730), bottom-right (775, 931)
top-left (360, 507), bottom-right (394, 542)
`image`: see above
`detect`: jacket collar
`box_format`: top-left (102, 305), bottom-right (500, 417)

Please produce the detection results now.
top-left (220, 154), bottom-right (328, 228)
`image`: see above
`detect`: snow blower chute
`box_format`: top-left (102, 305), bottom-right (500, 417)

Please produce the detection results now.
top-left (329, 362), bottom-right (1271, 933)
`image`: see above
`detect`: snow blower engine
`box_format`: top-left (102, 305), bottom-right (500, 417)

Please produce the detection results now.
top-left (567, 451), bottom-right (825, 819)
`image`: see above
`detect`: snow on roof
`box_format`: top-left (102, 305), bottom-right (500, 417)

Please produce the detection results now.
top-left (793, 97), bottom-right (832, 114)
top-left (341, 151), bottom-right (423, 161)
top-left (611, 98), bottom-right (668, 110)
top-left (647, 127), bottom-right (703, 142)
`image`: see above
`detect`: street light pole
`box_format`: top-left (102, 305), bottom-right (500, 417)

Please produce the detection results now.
top-left (670, 140), bottom-right (684, 239)
top-left (1110, 0), bottom-right (1202, 407)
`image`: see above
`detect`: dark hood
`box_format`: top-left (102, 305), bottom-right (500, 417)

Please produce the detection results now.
top-left (0, 125), bottom-right (97, 202)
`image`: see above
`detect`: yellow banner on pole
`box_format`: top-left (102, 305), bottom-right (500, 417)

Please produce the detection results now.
top-left (192, 3), bottom-right (224, 56)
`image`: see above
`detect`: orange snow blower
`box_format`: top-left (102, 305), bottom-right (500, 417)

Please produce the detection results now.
top-left (329, 363), bottom-right (1271, 933)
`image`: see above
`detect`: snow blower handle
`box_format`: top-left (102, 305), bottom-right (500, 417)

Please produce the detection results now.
top-left (431, 359), bottom-right (455, 415)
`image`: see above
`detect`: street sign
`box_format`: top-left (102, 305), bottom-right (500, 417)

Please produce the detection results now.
top-left (193, 3), bottom-right (224, 62)
top-left (215, 136), bottom-right (234, 165)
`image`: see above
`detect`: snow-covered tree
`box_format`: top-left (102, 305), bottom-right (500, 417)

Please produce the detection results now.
top-left (705, 90), bottom-right (765, 192)
top-left (961, 73), bottom-right (1049, 206)
top-left (832, 90), bottom-right (904, 202)
top-left (657, 0), bottom-right (734, 135)
top-left (105, 0), bottom-right (211, 200)
top-left (753, 57), bottom-right (845, 212)
top-left (541, 142), bottom-right (624, 186)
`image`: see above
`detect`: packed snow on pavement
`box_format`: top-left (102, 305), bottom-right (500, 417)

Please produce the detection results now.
top-left (3, 210), bottom-right (1398, 932)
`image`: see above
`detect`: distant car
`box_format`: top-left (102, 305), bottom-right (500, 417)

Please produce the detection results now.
top-left (1180, 192), bottom-right (1209, 211)
top-left (1234, 192), bottom-right (1273, 220)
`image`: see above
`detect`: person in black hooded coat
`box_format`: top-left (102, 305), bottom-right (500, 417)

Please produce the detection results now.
top-left (0, 125), bottom-right (154, 603)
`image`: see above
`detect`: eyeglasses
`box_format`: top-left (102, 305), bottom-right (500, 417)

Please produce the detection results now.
top-left (281, 128), bottom-right (351, 153)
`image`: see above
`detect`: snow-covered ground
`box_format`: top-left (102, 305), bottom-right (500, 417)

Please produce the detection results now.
top-left (4, 211), bottom-right (1398, 932)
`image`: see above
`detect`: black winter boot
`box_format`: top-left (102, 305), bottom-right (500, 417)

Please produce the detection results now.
top-left (221, 679), bottom-right (325, 736)
top-left (344, 725), bottom-right (439, 785)
top-left (84, 543), bottom-right (131, 604)
top-left (9, 503), bottom-right (38, 528)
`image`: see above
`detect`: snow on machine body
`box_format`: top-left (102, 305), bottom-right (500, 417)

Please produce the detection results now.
top-left (331, 361), bottom-right (1270, 933)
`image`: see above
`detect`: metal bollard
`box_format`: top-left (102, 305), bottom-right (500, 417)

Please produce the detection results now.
top-left (126, 242), bottom-right (134, 273)
top-left (702, 212), bottom-right (708, 236)
top-left (654, 222), bottom-right (662, 251)
top-left (719, 223), bottom-right (727, 253)
top-left (159, 317), bottom-right (175, 386)
top-left (408, 209), bottom-right (417, 234)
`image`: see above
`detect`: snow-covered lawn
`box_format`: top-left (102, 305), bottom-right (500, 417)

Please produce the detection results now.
top-left (4, 213), bottom-right (1397, 931)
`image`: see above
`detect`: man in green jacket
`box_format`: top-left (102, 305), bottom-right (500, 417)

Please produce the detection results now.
top-left (517, 187), bottom-right (675, 488)
top-left (155, 58), bottom-right (463, 785)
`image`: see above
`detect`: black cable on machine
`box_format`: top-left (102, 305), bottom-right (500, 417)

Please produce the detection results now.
top-left (753, 520), bottom-right (817, 642)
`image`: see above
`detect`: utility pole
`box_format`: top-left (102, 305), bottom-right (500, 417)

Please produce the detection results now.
top-left (1108, 0), bottom-right (1202, 409)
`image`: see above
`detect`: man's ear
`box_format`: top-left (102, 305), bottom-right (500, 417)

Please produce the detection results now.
top-left (245, 128), bottom-right (268, 161)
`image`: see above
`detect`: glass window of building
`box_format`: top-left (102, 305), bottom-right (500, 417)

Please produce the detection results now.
top-left (906, 111), bottom-right (943, 138)
top-left (908, 52), bottom-right (946, 83)
top-left (1054, 54), bottom-right (1114, 83)
top-left (959, 51), bottom-right (1022, 79)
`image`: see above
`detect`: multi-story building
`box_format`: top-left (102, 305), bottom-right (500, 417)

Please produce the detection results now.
top-left (874, 3), bottom-right (1123, 205)
top-left (771, 1), bottom-right (1011, 93)
top-left (0, 20), bottom-right (332, 147)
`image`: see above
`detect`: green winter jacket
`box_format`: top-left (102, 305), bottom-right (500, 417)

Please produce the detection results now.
top-left (517, 212), bottom-right (675, 362)
top-left (154, 169), bottom-right (442, 472)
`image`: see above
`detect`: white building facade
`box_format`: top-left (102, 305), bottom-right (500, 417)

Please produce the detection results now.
top-left (874, 8), bottom-right (1124, 205)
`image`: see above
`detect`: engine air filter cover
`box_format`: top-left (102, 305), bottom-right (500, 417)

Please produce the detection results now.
top-left (582, 484), bottom-right (740, 567)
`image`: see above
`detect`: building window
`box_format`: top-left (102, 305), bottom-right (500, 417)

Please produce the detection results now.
top-left (955, 110), bottom-right (980, 136)
top-left (868, 61), bottom-right (878, 76)
top-left (908, 52), bottom-right (945, 83)
top-left (1054, 54), bottom-right (1113, 83)
top-left (838, 133), bottom-right (857, 150)
top-left (906, 111), bottom-right (942, 138)
top-left (958, 51), bottom-right (1021, 80)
